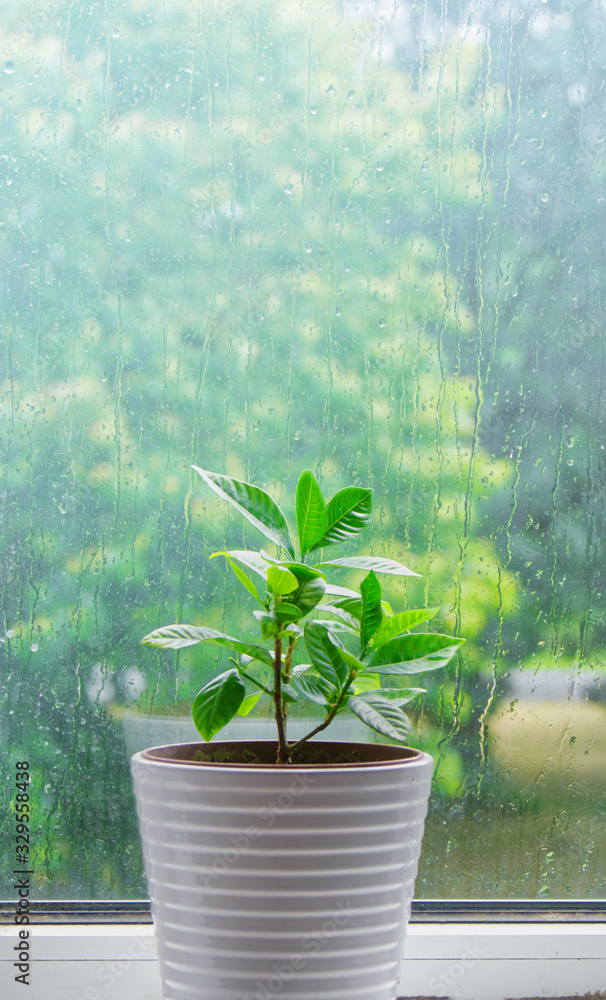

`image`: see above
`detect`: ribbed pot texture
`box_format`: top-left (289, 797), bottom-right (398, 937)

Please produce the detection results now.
top-left (131, 741), bottom-right (434, 1000)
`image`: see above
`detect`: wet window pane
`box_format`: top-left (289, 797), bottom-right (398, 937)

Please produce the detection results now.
top-left (1, 0), bottom-right (604, 900)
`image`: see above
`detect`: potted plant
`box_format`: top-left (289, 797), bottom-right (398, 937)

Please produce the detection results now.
top-left (131, 467), bottom-right (464, 1000)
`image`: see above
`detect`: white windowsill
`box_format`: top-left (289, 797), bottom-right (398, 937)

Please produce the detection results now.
top-left (1, 922), bottom-right (605, 1000)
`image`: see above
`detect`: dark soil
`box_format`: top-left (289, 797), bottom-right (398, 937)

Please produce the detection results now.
top-left (143, 739), bottom-right (421, 766)
top-left (192, 745), bottom-right (364, 765)
top-left (192, 746), bottom-right (263, 764)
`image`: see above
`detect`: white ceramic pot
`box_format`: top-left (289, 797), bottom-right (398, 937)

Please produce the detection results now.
top-left (131, 740), bottom-right (434, 1000)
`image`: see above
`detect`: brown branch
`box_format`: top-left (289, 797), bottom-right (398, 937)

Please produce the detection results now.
top-left (287, 672), bottom-right (357, 760)
top-left (273, 633), bottom-right (289, 763)
top-left (283, 633), bottom-right (297, 682)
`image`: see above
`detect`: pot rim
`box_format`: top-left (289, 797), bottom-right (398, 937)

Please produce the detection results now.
top-left (134, 739), bottom-right (433, 770)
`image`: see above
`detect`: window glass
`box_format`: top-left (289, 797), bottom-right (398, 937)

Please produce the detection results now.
top-left (1, 0), bottom-right (604, 900)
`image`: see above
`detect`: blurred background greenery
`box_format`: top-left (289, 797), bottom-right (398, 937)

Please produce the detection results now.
top-left (0, 0), bottom-right (604, 899)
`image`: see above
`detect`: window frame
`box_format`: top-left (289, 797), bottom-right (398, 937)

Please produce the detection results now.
top-left (1, 902), bottom-right (605, 999)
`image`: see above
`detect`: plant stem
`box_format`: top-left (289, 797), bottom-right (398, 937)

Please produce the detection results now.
top-left (283, 633), bottom-right (297, 682)
top-left (286, 708), bottom-right (339, 754)
top-left (238, 668), bottom-right (272, 695)
top-left (287, 672), bottom-right (357, 759)
top-left (273, 633), bottom-right (289, 763)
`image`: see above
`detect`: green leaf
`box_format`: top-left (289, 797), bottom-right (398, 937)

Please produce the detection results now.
top-left (281, 683), bottom-right (299, 704)
top-left (367, 634), bottom-right (465, 675)
top-left (259, 549), bottom-right (282, 565)
top-left (272, 601), bottom-right (303, 623)
top-left (314, 556), bottom-right (419, 576)
top-left (348, 694), bottom-right (412, 743)
top-left (266, 565), bottom-right (299, 596)
top-left (141, 623), bottom-right (273, 666)
top-left (304, 622), bottom-right (349, 690)
top-left (372, 608), bottom-right (439, 647)
top-left (237, 692), bottom-right (263, 716)
top-left (253, 609), bottom-right (281, 639)
top-left (296, 469), bottom-right (328, 555)
top-left (292, 672), bottom-right (335, 707)
top-left (193, 467), bottom-right (295, 558)
top-left (339, 646), bottom-right (366, 673)
top-left (314, 604), bottom-right (360, 629)
top-left (360, 570), bottom-right (383, 655)
top-left (278, 562), bottom-right (326, 615)
top-left (211, 550), bottom-right (269, 580)
top-left (284, 623), bottom-right (304, 639)
top-left (354, 682), bottom-right (425, 703)
top-left (192, 670), bottom-right (246, 741)
top-left (319, 597), bottom-right (392, 619)
top-left (321, 597), bottom-right (363, 619)
top-left (323, 583), bottom-right (361, 599)
top-left (311, 618), bottom-right (358, 634)
top-left (308, 486), bottom-right (372, 551)
top-left (212, 553), bottom-right (262, 602)
top-left (353, 673), bottom-right (381, 694)
top-left (383, 687), bottom-right (426, 705)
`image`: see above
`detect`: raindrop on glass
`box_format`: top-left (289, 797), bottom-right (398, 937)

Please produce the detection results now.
top-left (310, 106), bottom-right (317, 115)
top-left (3, 61), bottom-right (15, 75)
top-left (31, 643), bottom-right (39, 652)
top-left (567, 83), bottom-right (587, 106)
top-left (257, 72), bottom-right (266, 82)
top-left (378, 317), bottom-right (386, 328)
top-left (283, 183), bottom-right (293, 195)
top-left (376, 162), bottom-right (384, 172)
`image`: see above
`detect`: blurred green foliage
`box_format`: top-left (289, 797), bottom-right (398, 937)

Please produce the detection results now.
top-left (0, 0), bottom-right (604, 898)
